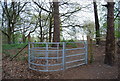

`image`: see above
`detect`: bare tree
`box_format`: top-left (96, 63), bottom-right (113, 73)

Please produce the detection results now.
top-left (1, 0), bottom-right (27, 44)
top-left (104, 1), bottom-right (115, 66)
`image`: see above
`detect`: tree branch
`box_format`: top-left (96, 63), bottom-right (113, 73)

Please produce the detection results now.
top-left (15, 2), bottom-right (28, 19)
top-left (33, 1), bottom-right (52, 13)
top-left (1, 30), bottom-right (9, 38)
top-left (62, 25), bottom-right (83, 28)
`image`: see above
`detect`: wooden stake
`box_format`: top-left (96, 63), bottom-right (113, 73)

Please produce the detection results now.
top-left (87, 36), bottom-right (93, 64)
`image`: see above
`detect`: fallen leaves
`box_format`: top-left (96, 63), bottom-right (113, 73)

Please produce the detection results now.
top-left (2, 44), bottom-right (118, 79)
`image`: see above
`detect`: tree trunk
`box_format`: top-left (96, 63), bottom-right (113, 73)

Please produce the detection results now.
top-left (12, 22), bottom-right (15, 44)
top-left (28, 33), bottom-right (31, 42)
top-left (104, 2), bottom-right (115, 66)
top-left (2, 10), bottom-right (4, 28)
top-left (11, 2), bottom-right (16, 44)
top-left (93, 0), bottom-right (100, 45)
top-left (53, 0), bottom-right (60, 42)
top-left (117, 40), bottom-right (120, 79)
top-left (118, 1), bottom-right (120, 40)
top-left (7, 21), bottom-right (12, 44)
top-left (22, 25), bottom-right (26, 43)
top-left (39, 11), bottom-right (43, 42)
top-left (22, 34), bottom-right (26, 43)
top-left (40, 26), bottom-right (43, 42)
top-left (49, 15), bottom-right (53, 42)
top-left (118, 2), bottom-right (120, 76)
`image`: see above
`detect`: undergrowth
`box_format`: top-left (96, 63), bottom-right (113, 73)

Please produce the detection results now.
top-left (2, 43), bottom-right (27, 50)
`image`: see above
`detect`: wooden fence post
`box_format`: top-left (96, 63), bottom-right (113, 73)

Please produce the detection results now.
top-left (87, 36), bottom-right (93, 64)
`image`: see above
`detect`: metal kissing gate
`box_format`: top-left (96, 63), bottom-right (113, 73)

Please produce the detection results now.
top-left (28, 41), bottom-right (88, 72)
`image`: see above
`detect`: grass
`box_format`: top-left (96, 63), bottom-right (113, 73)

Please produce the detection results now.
top-left (2, 41), bottom-right (78, 61)
top-left (2, 43), bottom-right (28, 50)
top-left (34, 44), bottom-right (46, 47)
top-left (60, 39), bottom-right (77, 48)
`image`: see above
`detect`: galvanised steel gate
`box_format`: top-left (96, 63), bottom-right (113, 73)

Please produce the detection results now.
top-left (28, 41), bottom-right (87, 72)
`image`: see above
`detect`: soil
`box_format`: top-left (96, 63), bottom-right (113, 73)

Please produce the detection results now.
top-left (2, 44), bottom-right (118, 79)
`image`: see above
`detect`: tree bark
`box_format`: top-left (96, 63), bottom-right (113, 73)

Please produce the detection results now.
top-left (117, 1), bottom-right (120, 73)
top-left (39, 11), bottom-right (43, 42)
top-left (28, 33), bottom-right (31, 42)
top-left (12, 22), bottom-right (15, 44)
top-left (22, 34), bottom-right (26, 43)
top-left (93, 0), bottom-right (100, 45)
top-left (49, 15), bottom-right (53, 42)
top-left (104, 2), bottom-right (115, 66)
top-left (7, 21), bottom-right (12, 44)
top-left (118, 1), bottom-right (120, 40)
top-left (53, 0), bottom-right (60, 42)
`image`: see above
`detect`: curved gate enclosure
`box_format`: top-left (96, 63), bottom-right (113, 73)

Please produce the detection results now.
top-left (28, 41), bottom-right (88, 72)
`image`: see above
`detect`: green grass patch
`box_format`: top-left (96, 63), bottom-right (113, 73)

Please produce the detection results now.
top-left (2, 43), bottom-right (28, 50)
top-left (34, 44), bottom-right (46, 47)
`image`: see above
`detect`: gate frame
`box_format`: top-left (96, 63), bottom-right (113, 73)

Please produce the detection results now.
top-left (28, 41), bottom-right (88, 72)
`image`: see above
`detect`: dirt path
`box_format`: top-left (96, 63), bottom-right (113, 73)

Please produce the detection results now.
top-left (2, 45), bottom-right (118, 79)
top-left (52, 45), bottom-right (118, 79)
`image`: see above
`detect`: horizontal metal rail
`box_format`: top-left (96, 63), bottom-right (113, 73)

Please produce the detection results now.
top-left (66, 47), bottom-right (85, 51)
top-left (30, 62), bottom-right (62, 66)
top-left (30, 49), bottom-right (62, 52)
top-left (33, 56), bottom-right (62, 59)
top-left (66, 53), bottom-right (85, 58)
top-left (32, 47), bottom-right (61, 49)
top-left (66, 59), bottom-right (85, 64)
top-left (29, 42), bottom-right (63, 44)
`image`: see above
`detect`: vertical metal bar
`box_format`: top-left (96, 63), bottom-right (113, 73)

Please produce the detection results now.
top-left (28, 42), bottom-right (30, 68)
top-left (31, 43), bottom-right (34, 61)
top-left (85, 41), bottom-right (88, 64)
top-left (62, 42), bottom-right (66, 70)
top-left (57, 43), bottom-right (59, 62)
top-left (46, 43), bottom-right (49, 71)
